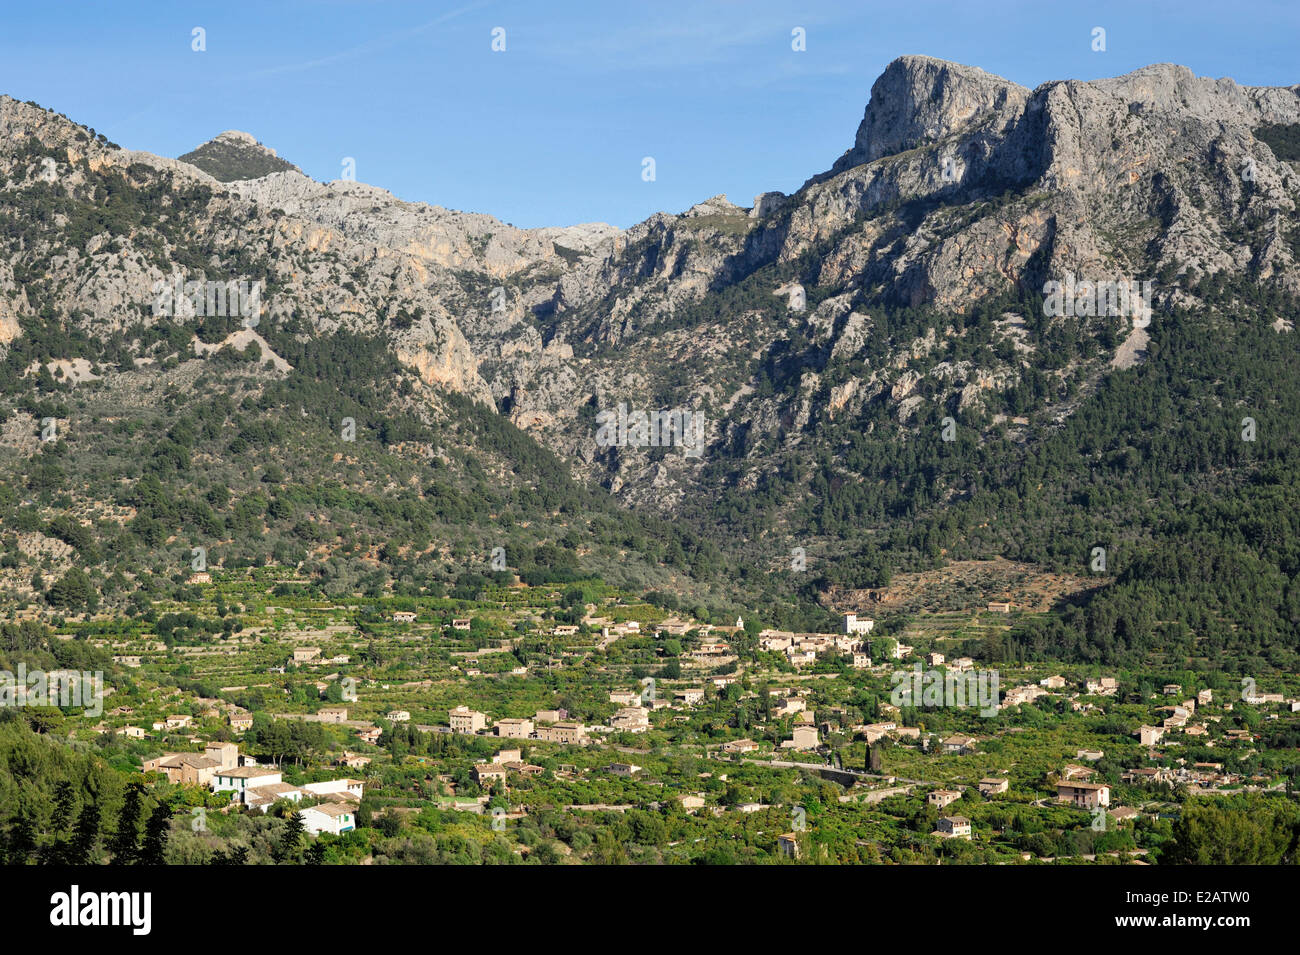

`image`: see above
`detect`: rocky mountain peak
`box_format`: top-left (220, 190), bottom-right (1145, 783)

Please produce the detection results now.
top-left (848, 55), bottom-right (1030, 166)
top-left (683, 194), bottom-right (745, 217)
top-left (178, 130), bottom-right (299, 182)
top-left (212, 129), bottom-right (264, 148)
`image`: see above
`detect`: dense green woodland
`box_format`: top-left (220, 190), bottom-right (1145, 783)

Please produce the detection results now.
top-left (687, 271), bottom-right (1300, 671)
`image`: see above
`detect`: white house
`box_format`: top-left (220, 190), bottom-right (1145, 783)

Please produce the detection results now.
top-left (934, 815), bottom-right (972, 839)
top-left (300, 778), bottom-right (365, 801)
top-left (301, 802), bottom-right (356, 837)
top-left (843, 613), bottom-right (874, 635)
top-left (244, 782), bottom-right (307, 812)
top-left (211, 767), bottom-right (283, 804)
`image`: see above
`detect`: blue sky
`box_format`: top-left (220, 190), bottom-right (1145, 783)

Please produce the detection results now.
top-left (2, 1), bottom-right (1298, 229)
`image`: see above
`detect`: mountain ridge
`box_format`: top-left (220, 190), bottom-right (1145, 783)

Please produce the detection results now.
top-left (5, 54), bottom-right (1300, 480)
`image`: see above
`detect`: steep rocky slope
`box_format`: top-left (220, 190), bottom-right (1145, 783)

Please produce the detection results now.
top-left (461, 57), bottom-right (1300, 517)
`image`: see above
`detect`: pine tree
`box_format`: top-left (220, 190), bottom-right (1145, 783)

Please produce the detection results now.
top-left (51, 780), bottom-right (77, 834)
top-left (274, 811), bottom-right (306, 863)
top-left (6, 812), bottom-right (39, 864)
top-left (69, 803), bottom-right (101, 865)
top-left (109, 780), bottom-right (144, 864)
top-left (140, 804), bottom-right (172, 865)
top-left (37, 781), bottom-right (80, 864)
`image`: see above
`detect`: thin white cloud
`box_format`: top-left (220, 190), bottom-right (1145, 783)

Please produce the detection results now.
top-left (247, 1), bottom-right (490, 79)
top-left (534, 10), bottom-right (838, 72)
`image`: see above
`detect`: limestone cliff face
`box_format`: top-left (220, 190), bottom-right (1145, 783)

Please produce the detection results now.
top-left (779, 59), bottom-right (1300, 306)
top-left (228, 172), bottom-right (618, 279)
top-left (839, 55), bottom-right (1030, 169)
top-left (453, 57), bottom-right (1300, 505)
top-left (0, 261), bottom-right (22, 344)
top-left (0, 95), bottom-right (504, 407)
top-left (395, 326), bottom-right (486, 400)
top-left (513, 57), bottom-right (1299, 354)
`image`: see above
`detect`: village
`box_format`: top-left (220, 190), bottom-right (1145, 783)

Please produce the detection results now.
top-left (23, 566), bottom-right (1300, 861)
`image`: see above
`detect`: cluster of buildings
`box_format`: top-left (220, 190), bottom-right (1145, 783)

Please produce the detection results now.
top-left (1120, 761), bottom-right (1258, 791)
top-left (390, 612), bottom-right (471, 630)
top-left (921, 768), bottom-right (1115, 842)
top-left (449, 679), bottom-right (748, 746)
top-left (446, 705), bottom-right (591, 745)
top-left (105, 698), bottom-right (255, 739)
top-left (590, 617), bottom-right (734, 663)
top-left (997, 673), bottom-right (1122, 712)
top-left (756, 614), bottom-right (874, 669)
top-left (471, 748), bottom-right (544, 787)
top-left (142, 742), bottom-right (364, 835)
